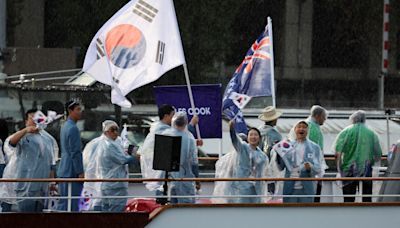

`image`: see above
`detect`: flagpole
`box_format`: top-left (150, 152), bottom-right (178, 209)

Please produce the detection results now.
top-left (268, 17), bottom-right (276, 108)
top-left (183, 63), bottom-right (202, 139)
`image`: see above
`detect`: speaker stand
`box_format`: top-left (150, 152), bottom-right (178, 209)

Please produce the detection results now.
top-left (156, 171), bottom-right (169, 205)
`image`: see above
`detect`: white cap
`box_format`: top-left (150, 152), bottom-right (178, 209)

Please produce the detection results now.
top-left (102, 120), bottom-right (118, 132)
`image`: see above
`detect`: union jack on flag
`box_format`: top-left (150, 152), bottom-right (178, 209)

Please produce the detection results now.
top-left (222, 19), bottom-right (275, 134)
top-left (235, 34), bottom-right (271, 75)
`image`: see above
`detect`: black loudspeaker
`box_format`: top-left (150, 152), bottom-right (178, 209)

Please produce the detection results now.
top-left (153, 134), bottom-right (182, 172)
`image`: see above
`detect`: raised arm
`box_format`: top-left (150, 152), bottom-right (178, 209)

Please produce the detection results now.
top-left (335, 152), bottom-right (342, 173)
top-left (9, 126), bottom-right (38, 147)
top-left (229, 120), bottom-right (244, 153)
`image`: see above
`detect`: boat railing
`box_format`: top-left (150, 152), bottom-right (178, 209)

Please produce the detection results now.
top-left (0, 177), bottom-right (399, 212)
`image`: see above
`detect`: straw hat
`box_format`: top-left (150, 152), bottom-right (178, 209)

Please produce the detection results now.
top-left (258, 106), bottom-right (282, 122)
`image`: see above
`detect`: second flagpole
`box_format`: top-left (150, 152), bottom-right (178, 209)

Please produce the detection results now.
top-left (268, 17), bottom-right (276, 108)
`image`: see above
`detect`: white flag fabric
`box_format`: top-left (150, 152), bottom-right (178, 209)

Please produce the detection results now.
top-left (82, 0), bottom-right (185, 107)
top-left (120, 124), bottom-right (129, 148)
top-left (229, 92), bottom-right (252, 110)
top-left (33, 110), bottom-right (63, 129)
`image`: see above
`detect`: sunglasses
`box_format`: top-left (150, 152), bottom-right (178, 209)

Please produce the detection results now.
top-left (108, 127), bottom-right (119, 132)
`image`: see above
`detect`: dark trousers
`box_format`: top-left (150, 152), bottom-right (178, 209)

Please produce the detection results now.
top-left (343, 180), bottom-right (372, 202)
top-left (0, 164), bottom-right (5, 178)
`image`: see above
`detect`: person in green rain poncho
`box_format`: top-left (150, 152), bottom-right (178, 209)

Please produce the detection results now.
top-left (333, 110), bottom-right (382, 202)
top-left (306, 105), bottom-right (328, 202)
top-left (307, 105), bottom-right (327, 150)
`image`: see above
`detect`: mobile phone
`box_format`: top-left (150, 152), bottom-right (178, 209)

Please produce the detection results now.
top-left (127, 144), bottom-right (139, 155)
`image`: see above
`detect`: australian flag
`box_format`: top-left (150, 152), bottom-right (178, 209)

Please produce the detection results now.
top-left (222, 23), bottom-right (273, 134)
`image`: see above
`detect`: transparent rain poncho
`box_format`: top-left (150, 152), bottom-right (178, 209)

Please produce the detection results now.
top-left (213, 128), bottom-right (268, 203)
top-left (379, 140), bottom-right (400, 202)
top-left (0, 130), bottom-right (58, 205)
top-left (213, 133), bottom-right (246, 203)
top-left (258, 124), bottom-right (282, 156)
top-left (0, 137), bottom-right (18, 204)
top-left (138, 120), bottom-right (171, 191)
top-left (272, 138), bottom-right (321, 175)
top-left (258, 125), bottom-right (284, 197)
top-left (80, 121), bottom-right (123, 211)
top-left (94, 137), bottom-right (134, 211)
top-left (263, 142), bottom-right (285, 197)
top-left (161, 112), bottom-right (198, 203)
top-left (287, 119), bottom-right (328, 177)
top-left (332, 111), bottom-right (382, 179)
top-left (212, 150), bottom-right (238, 203)
top-left (95, 135), bottom-right (134, 210)
top-left (80, 135), bottom-right (104, 211)
top-left (272, 138), bottom-right (321, 202)
top-left (272, 121), bottom-right (322, 202)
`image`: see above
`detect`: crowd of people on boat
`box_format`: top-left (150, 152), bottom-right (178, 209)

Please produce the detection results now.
top-left (0, 100), bottom-right (389, 212)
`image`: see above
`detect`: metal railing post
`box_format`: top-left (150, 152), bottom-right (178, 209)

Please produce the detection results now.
top-left (67, 182), bottom-right (72, 212)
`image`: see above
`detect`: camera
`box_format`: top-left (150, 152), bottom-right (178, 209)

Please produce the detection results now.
top-left (127, 144), bottom-right (138, 155)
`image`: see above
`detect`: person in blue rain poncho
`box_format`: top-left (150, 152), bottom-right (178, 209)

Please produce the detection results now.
top-left (138, 104), bottom-right (175, 194)
top-left (0, 109), bottom-right (58, 212)
top-left (214, 119), bottom-right (267, 204)
top-left (161, 112), bottom-right (198, 204)
top-left (257, 106), bottom-right (283, 196)
top-left (272, 120), bottom-right (321, 203)
top-left (96, 120), bottom-right (136, 212)
top-left (258, 106), bottom-right (283, 158)
top-left (80, 122), bottom-right (134, 211)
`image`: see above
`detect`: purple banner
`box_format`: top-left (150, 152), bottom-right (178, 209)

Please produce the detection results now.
top-left (154, 84), bottom-right (222, 139)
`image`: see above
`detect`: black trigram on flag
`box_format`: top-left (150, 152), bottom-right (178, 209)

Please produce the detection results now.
top-left (133, 0), bottom-right (158, 23)
top-left (155, 41), bottom-right (165, 65)
top-left (96, 38), bottom-right (105, 60)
